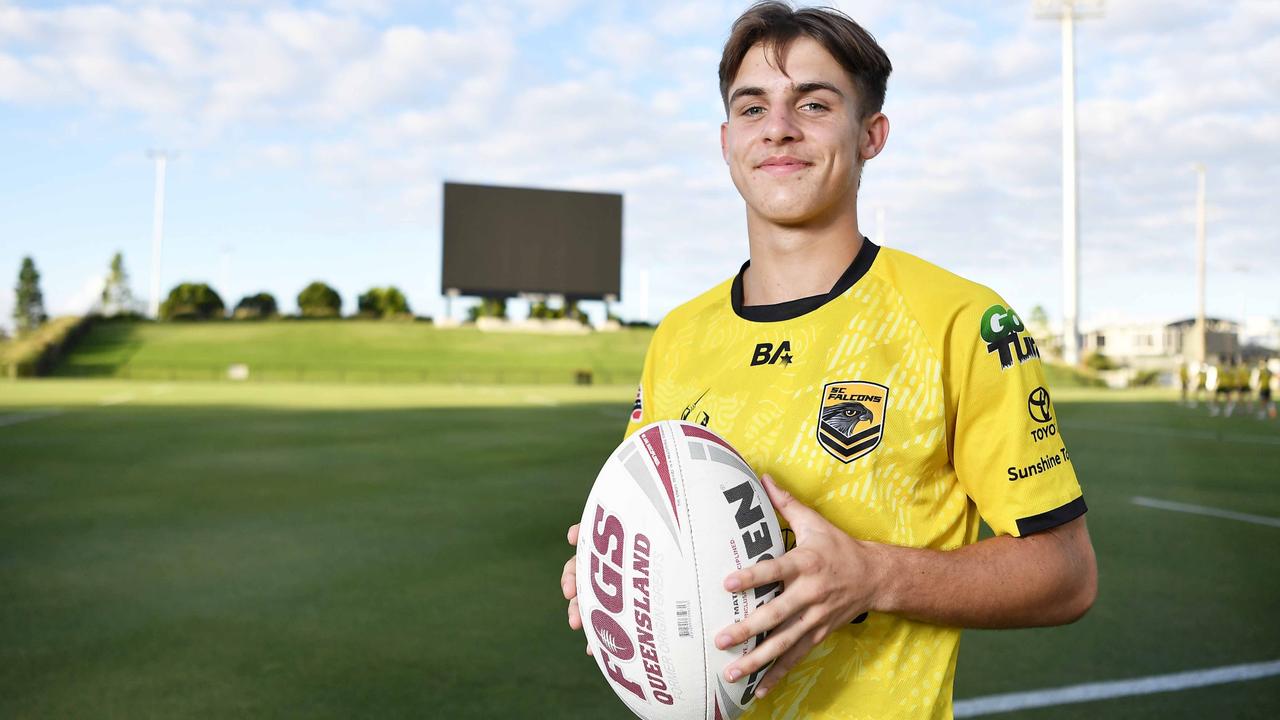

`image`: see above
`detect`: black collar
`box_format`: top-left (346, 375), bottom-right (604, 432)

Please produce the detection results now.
top-left (731, 238), bottom-right (879, 322)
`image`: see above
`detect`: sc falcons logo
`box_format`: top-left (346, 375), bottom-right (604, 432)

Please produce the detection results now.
top-left (821, 402), bottom-right (874, 436)
top-left (817, 380), bottom-right (888, 463)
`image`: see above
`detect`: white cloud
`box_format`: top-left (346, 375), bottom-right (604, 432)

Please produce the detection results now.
top-left (0, 1), bottom-right (1275, 326)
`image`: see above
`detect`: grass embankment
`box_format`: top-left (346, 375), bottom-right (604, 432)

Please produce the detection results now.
top-left (1, 316), bottom-right (90, 377)
top-left (51, 319), bottom-right (1103, 389)
top-left (54, 320), bottom-right (653, 385)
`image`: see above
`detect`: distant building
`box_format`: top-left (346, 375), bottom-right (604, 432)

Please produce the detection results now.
top-left (1241, 316), bottom-right (1280, 352)
top-left (1083, 317), bottom-right (1240, 370)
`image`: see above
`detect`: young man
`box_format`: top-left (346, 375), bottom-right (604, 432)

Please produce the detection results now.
top-left (560, 4), bottom-right (1096, 718)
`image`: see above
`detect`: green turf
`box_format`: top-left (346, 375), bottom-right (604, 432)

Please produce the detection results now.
top-left (2, 381), bottom-right (1278, 718)
top-left (53, 320), bottom-right (654, 385)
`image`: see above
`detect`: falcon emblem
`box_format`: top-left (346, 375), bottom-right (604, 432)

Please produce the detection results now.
top-left (817, 381), bottom-right (889, 463)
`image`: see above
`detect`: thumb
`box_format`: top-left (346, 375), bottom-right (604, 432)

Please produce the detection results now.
top-left (760, 473), bottom-right (820, 530)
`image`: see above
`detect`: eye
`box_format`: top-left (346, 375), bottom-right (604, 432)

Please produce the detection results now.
top-left (742, 105), bottom-right (765, 117)
top-left (800, 101), bottom-right (828, 112)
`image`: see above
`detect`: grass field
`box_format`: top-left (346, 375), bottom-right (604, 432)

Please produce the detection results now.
top-left (3, 380), bottom-right (1278, 718)
top-left (53, 320), bottom-right (654, 384)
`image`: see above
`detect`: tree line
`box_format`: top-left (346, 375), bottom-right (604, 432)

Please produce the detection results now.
top-left (10, 253), bottom-right (415, 335)
top-left (162, 280), bottom-right (410, 320)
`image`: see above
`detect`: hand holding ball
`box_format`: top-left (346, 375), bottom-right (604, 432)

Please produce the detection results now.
top-left (575, 421), bottom-right (784, 720)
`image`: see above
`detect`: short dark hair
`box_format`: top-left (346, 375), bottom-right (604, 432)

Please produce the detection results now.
top-left (718, 2), bottom-right (892, 118)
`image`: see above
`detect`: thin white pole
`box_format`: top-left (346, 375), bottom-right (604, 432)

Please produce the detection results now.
top-left (1060, 9), bottom-right (1081, 366)
top-left (147, 152), bottom-right (168, 318)
top-left (1194, 163), bottom-right (1207, 363)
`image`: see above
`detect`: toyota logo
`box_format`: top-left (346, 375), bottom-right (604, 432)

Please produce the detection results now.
top-left (1028, 387), bottom-right (1053, 423)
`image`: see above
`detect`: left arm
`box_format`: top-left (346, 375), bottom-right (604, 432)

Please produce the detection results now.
top-left (717, 474), bottom-right (1097, 697)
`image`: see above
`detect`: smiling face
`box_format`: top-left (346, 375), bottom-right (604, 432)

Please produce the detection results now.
top-left (721, 36), bottom-right (885, 229)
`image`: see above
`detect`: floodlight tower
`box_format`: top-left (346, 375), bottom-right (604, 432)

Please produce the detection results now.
top-left (146, 149), bottom-right (175, 318)
top-left (1035, 0), bottom-right (1102, 365)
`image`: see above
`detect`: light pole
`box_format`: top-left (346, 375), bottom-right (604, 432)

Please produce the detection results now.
top-left (1193, 163), bottom-right (1207, 364)
top-left (1035, 0), bottom-right (1102, 365)
top-left (146, 150), bottom-right (175, 318)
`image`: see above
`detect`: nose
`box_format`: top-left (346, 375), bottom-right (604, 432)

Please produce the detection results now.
top-left (762, 105), bottom-right (802, 144)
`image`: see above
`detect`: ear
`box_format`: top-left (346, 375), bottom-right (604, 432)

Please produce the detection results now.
top-left (860, 112), bottom-right (890, 162)
top-left (720, 121), bottom-right (730, 164)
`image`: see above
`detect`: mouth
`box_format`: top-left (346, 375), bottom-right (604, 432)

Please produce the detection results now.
top-left (756, 156), bottom-right (813, 177)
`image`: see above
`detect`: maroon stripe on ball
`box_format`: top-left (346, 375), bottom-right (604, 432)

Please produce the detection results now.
top-left (680, 423), bottom-right (748, 465)
top-left (640, 426), bottom-right (679, 527)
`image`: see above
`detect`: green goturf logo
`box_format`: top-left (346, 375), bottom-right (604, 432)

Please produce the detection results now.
top-left (981, 304), bottom-right (1040, 371)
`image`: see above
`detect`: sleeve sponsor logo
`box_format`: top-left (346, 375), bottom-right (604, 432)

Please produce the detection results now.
top-left (1007, 446), bottom-right (1071, 481)
top-left (981, 303), bottom-right (1040, 370)
top-left (1027, 386), bottom-right (1060, 443)
top-left (817, 380), bottom-right (888, 463)
top-left (1027, 386), bottom-right (1053, 423)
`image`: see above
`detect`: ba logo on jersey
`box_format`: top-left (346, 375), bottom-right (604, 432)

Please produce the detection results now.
top-left (750, 341), bottom-right (793, 366)
top-left (817, 380), bottom-right (889, 463)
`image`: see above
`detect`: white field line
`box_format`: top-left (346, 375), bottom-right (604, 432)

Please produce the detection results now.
top-left (0, 408), bottom-right (65, 428)
top-left (1067, 420), bottom-right (1280, 446)
top-left (1, 393), bottom-right (132, 429)
top-left (954, 659), bottom-right (1280, 718)
top-left (1131, 496), bottom-right (1280, 529)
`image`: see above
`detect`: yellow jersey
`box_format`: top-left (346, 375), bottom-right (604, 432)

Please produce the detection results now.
top-left (624, 240), bottom-right (1085, 720)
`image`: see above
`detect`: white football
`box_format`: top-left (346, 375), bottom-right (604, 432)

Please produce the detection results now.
top-left (576, 420), bottom-right (785, 720)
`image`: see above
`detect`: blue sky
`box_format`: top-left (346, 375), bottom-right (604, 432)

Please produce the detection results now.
top-left (2, 0), bottom-right (1277, 332)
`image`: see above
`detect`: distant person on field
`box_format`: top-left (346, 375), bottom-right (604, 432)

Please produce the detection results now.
top-left (560, 4), bottom-right (1095, 718)
top-left (1206, 363), bottom-right (1221, 416)
top-left (1191, 361), bottom-right (1207, 408)
top-left (1226, 360), bottom-right (1248, 417)
top-left (1250, 361), bottom-right (1272, 419)
top-left (1178, 362), bottom-right (1190, 405)
top-left (1267, 360), bottom-right (1280, 420)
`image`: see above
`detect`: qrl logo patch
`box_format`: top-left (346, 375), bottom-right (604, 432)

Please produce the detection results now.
top-left (817, 380), bottom-right (889, 463)
top-left (630, 385), bottom-right (643, 423)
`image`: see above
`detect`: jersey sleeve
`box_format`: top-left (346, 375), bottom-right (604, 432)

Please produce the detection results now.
top-left (623, 326), bottom-right (662, 440)
top-left (947, 293), bottom-right (1086, 537)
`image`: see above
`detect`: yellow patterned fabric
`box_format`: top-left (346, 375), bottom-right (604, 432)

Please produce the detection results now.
top-left (624, 241), bottom-right (1085, 720)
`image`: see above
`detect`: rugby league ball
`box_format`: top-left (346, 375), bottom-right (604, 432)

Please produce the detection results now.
top-left (576, 420), bottom-right (785, 720)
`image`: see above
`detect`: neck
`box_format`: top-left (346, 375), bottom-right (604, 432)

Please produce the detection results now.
top-left (742, 201), bottom-right (863, 306)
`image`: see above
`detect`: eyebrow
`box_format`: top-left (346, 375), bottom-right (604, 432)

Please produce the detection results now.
top-left (728, 81), bottom-right (845, 106)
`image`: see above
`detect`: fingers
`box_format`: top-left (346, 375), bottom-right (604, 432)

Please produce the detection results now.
top-left (754, 629), bottom-right (821, 698)
top-left (568, 596), bottom-right (582, 630)
top-left (565, 524), bottom-right (583, 633)
top-left (723, 613), bottom-right (805, 683)
top-left (760, 474), bottom-right (820, 529)
top-left (724, 554), bottom-right (787, 593)
top-left (561, 555), bottom-right (578, 600)
top-left (715, 590), bottom-right (799, 650)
